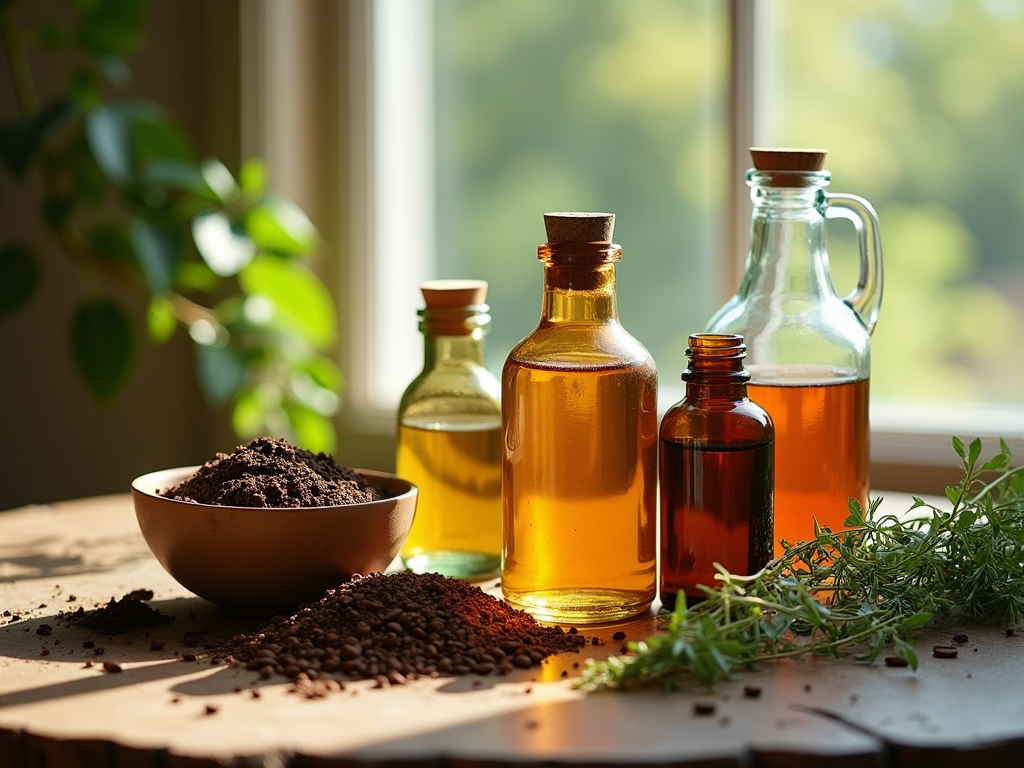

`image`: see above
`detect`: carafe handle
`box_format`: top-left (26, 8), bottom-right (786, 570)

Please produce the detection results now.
top-left (825, 193), bottom-right (883, 336)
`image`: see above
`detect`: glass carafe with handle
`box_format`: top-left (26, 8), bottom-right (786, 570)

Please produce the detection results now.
top-left (705, 148), bottom-right (882, 555)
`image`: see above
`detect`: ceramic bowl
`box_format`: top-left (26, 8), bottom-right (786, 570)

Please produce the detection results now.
top-left (131, 466), bottom-right (417, 615)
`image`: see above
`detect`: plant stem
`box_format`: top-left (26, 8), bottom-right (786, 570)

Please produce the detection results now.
top-left (970, 466), bottom-right (1024, 505)
top-left (0, 1), bottom-right (39, 114)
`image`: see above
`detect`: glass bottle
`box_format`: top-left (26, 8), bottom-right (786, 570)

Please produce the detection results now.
top-left (502, 212), bottom-right (658, 624)
top-left (396, 279), bottom-right (502, 578)
top-left (706, 149), bottom-right (882, 555)
top-left (659, 334), bottom-right (774, 611)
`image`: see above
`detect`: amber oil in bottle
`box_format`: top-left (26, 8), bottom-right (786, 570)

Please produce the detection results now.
top-left (502, 213), bottom-right (658, 624)
top-left (660, 334), bottom-right (774, 611)
top-left (397, 280), bottom-right (502, 578)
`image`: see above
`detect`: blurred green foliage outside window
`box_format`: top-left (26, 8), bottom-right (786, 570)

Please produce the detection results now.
top-left (431, 0), bottom-right (1024, 410)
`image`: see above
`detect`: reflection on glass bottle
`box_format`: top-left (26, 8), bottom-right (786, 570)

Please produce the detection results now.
top-left (502, 212), bottom-right (657, 624)
top-left (706, 149), bottom-right (882, 554)
top-left (397, 280), bottom-right (502, 578)
top-left (660, 334), bottom-right (774, 610)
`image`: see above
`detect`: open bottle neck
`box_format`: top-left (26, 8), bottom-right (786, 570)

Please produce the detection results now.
top-left (682, 334), bottom-right (751, 403)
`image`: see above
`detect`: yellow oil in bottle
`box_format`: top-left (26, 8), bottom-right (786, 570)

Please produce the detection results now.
top-left (397, 415), bottom-right (502, 576)
top-left (501, 359), bottom-right (657, 624)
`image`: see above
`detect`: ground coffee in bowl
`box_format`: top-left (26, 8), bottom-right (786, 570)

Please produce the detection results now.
top-left (162, 437), bottom-right (386, 507)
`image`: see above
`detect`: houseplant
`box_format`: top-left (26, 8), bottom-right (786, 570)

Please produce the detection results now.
top-left (0, 0), bottom-right (342, 453)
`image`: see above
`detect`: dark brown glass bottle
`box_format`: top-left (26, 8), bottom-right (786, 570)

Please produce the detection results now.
top-left (660, 334), bottom-right (774, 611)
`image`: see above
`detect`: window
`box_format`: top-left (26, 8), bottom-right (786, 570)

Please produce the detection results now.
top-left (279, 1), bottom-right (1024, 481)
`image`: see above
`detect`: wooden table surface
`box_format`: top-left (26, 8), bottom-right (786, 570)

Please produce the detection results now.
top-left (1, 491), bottom-right (1022, 768)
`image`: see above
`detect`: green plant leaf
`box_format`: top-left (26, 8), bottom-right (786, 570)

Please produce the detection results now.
top-left (0, 98), bottom-right (78, 176)
top-left (195, 343), bottom-right (246, 404)
top-left (232, 387), bottom-right (265, 439)
top-left (138, 159), bottom-right (212, 195)
top-left (129, 107), bottom-right (192, 164)
top-left (96, 55), bottom-right (131, 87)
top-left (239, 255), bottom-right (336, 348)
top-left (283, 400), bottom-right (337, 455)
top-left (129, 218), bottom-right (179, 293)
top-left (952, 436), bottom-right (966, 461)
top-left (296, 355), bottom-right (344, 395)
top-left (201, 159), bottom-right (239, 204)
top-left (245, 195), bottom-right (318, 257)
top-left (86, 104), bottom-right (132, 183)
top-left (147, 293), bottom-right (176, 344)
top-left (0, 243), bottom-right (43, 318)
top-left (68, 299), bottom-right (135, 404)
top-left (192, 211), bottom-right (256, 277)
top-left (75, 0), bottom-right (147, 57)
top-left (176, 261), bottom-right (220, 292)
top-left (239, 158), bottom-right (266, 200)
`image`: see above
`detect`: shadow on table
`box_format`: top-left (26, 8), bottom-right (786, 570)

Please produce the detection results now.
top-left (0, 596), bottom-right (264, 708)
top-left (0, 530), bottom-right (152, 585)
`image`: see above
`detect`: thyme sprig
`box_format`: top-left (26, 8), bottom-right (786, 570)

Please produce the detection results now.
top-left (578, 437), bottom-right (1024, 691)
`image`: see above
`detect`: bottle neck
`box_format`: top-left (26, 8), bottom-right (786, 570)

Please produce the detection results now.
top-left (419, 305), bottom-right (489, 370)
top-left (739, 170), bottom-right (835, 301)
top-left (422, 330), bottom-right (487, 370)
top-left (682, 334), bottom-right (750, 403)
top-left (538, 242), bottom-right (621, 325)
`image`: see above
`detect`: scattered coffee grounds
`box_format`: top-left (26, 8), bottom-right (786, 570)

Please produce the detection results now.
top-left (225, 572), bottom-right (585, 683)
top-left (63, 595), bottom-right (175, 635)
top-left (953, 633), bottom-right (969, 643)
top-left (290, 674), bottom-right (345, 699)
top-left (162, 437), bottom-right (386, 507)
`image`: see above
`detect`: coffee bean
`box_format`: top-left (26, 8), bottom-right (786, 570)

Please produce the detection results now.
top-left (743, 685), bottom-right (762, 698)
top-left (694, 701), bottom-right (716, 715)
top-left (884, 656), bottom-right (909, 667)
top-left (102, 661), bottom-right (122, 673)
top-left (612, 631), bottom-right (626, 641)
top-left (933, 645), bottom-right (958, 659)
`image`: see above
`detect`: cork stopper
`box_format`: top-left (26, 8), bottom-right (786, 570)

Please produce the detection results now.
top-left (750, 148), bottom-right (827, 171)
top-left (420, 279), bottom-right (488, 308)
top-left (543, 212), bottom-right (615, 244)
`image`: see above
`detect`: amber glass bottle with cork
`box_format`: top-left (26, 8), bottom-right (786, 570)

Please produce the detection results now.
top-left (706, 149), bottom-right (882, 555)
top-left (501, 212), bottom-right (658, 624)
top-left (659, 334), bottom-right (774, 610)
top-left (396, 280), bottom-right (502, 578)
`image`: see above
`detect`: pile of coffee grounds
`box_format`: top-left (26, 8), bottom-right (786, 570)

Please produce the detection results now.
top-left (62, 594), bottom-right (175, 635)
top-left (224, 572), bottom-right (585, 683)
top-left (162, 437), bottom-right (386, 507)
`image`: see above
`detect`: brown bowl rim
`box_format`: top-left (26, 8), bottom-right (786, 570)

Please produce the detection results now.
top-left (131, 466), bottom-right (417, 511)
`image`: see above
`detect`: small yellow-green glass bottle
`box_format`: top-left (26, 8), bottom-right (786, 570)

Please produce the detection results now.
top-left (397, 280), bottom-right (502, 578)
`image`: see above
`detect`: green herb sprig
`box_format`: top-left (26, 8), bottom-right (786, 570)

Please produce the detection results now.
top-left (578, 437), bottom-right (1024, 692)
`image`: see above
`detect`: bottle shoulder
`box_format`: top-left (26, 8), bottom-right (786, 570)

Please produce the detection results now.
top-left (660, 398), bottom-right (774, 446)
top-left (505, 322), bottom-right (656, 373)
top-left (399, 365), bottom-right (501, 418)
top-left (707, 294), bottom-right (871, 376)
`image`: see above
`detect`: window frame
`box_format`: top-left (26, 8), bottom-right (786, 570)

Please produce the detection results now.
top-left (244, 0), bottom-right (1024, 490)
